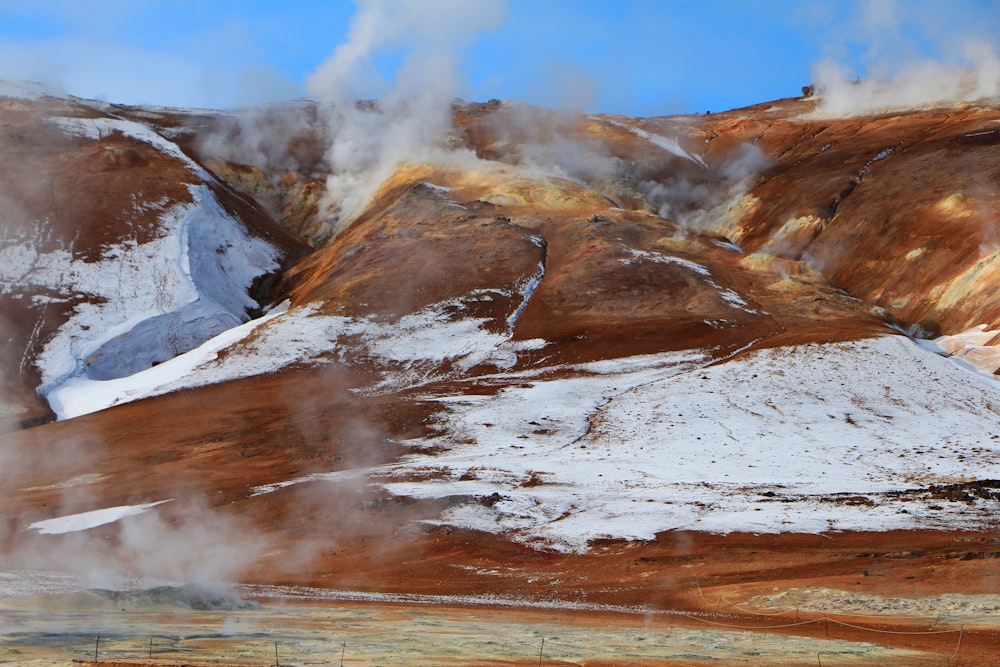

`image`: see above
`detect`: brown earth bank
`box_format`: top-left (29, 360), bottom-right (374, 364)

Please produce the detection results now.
top-left (256, 529), bottom-right (1000, 663)
top-left (187, 95), bottom-right (1000, 344)
top-left (3, 351), bottom-right (999, 664)
top-left (3, 92), bottom-right (1000, 666)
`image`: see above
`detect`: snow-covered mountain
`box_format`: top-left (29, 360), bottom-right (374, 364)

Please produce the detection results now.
top-left (0, 87), bottom-right (308, 430)
top-left (1, 83), bottom-right (1000, 607)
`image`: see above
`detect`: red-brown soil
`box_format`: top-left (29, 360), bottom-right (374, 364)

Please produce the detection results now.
top-left (3, 363), bottom-right (999, 664)
top-left (4, 92), bottom-right (1000, 666)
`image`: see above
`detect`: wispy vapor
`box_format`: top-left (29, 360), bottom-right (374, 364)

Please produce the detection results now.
top-left (305, 0), bottom-right (506, 232)
top-left (640, 142), bottom-right (771, 231)
top-left (809, 0), bottom-right (1000, 115)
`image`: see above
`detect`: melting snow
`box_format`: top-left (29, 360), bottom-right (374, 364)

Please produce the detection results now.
top-left (712, 239), bottom-right (744, 253)
top-left (384, 335), bottom-right (1000, 551)
top-left (961, 129), bottom-right (1000, 138)
top-left (857, 147), bottom-right (895, 179)
top-left (49, 116), bottom-right (212, 179)
top-left (620, 247), bottom-right (757, 313)
top-left (144, 285), bottom-right (1000, 551)
top-left (49, 280), bottom-right (545, 418)
top-left (506, 259), bottom-right (545, 331)
top-left (46, 303), bottom-right (291, 419)
top-left (250, 468), bottom-right (380, 498)
top-left (5, 113), bottom-right (285, 413)
top-left (608, 119), bottom-right (708, 167)
top-left (930, 324), bottom-right (1000, 375)
top-left (29, 182), bottom-right (281, 407)
top-left (29, 500), bottom-right (172, 535)
top-left (1, 115), bottom-right (283, 417)
top-left (619, 247), bottom-right (711, 275)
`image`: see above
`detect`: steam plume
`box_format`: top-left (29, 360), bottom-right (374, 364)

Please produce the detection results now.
top-left (305, 0), bottom-right (507, 233)
top-left (811, 1), bottom-right (1000, 115)
top-left (640, 143), bottom-right (771, 230)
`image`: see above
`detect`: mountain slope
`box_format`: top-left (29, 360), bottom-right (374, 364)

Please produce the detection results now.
top-left (0, 89), bottom-right (309, 430)
top-left (1, 85), bottom-right (1000, 655)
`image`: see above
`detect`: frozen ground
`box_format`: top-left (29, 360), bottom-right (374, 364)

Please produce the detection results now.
top-left (383, 335), bottom-right (1000, 551)
top-left (5, 116), bottom-right (284, 417)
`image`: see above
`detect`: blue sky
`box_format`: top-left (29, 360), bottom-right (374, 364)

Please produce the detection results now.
top-left (0, 0), bottom-right (997, 116)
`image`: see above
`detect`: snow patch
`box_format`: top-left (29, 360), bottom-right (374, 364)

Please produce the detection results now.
top-left (932, 325), bottom-right (1000, 375)
top-left (49, 116), bottom-right (211, 180)
top-left (506, 259), bottom-right (545, 331)
top-left (49, 286), bottom-right (549, 418)
top-left (29, 500), bottom-right (172, 535)
top-left (619, 247), bottom-right (710, 275)
top-left (32, 183), bottom-right (281, 409)
top-left (421, 182), bottom-right (452, 193)
top-left (384, 335), bottom-right (1000, 551)
top-left (47, 303), bottom-right (290, 419)
top-left (250, 468), bottom-right (382, 497)
top-left (608, 120), bottom-right (708, 168)
top-left (620, 247), bottom-right (757, 314)
top-left (712, 239), bottom-right (744, 253)
top-left (857, 147), bottom-right (894, 179)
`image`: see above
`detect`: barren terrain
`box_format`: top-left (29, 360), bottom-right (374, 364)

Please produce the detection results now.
top-left (2, 83), bottom-right (1000, 665)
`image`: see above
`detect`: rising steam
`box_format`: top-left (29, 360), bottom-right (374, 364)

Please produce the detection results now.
top-left (810, 1), bottom-right (1000, 116)
top-left (305, 0), bottom-right (506, 232)
top-left (814, 47), bottom-right (1000, 116)
top-left (640, 142), bottom-right (771, 230)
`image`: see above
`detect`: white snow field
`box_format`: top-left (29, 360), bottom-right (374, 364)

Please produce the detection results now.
top-left (28, 500), bottom-right (172, 535)
top-left (2, 116), bottom-right (284, 414)
top-left (383, 335), bottom-right (1000, 551)
top-left (38, 249), bottom-right (1000, 547)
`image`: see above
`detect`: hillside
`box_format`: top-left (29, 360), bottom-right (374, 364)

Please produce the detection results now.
top-left (2, 82), bottom-right (1000, 665)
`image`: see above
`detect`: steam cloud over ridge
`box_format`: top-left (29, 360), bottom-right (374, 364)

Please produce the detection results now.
top-left (305, 0), bottom-right (507, 231)
top-left (810, 0), bottom-right (1000, 115)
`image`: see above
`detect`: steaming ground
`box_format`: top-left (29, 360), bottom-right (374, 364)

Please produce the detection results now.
top-left (38, 278), bottom-right (1000, 549)
top-left (4, 6), bottom-right (1000, 664)
top-left (7, 87), bottom-right (1000, 571)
